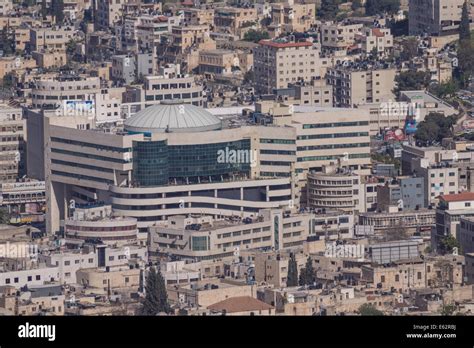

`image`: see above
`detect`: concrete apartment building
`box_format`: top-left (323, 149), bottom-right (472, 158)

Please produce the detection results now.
top-left (253, 39), bottom-right (330, 94)
top-left (122, 64), bottom-right (205, 111)
top-left (290, 79), bottom-right (333, 107)
top-left (29, 27), bottom-right (75, 53)
top-left (198, 49), bottom-right (240, 76)
top-left (419, 163), bottom-right (459, 207)
top-left (376, 177), bottom-right (425, 211)
top-left (213, 7), bottom-right (258, 36)
top-left (111, 53), bottom-right (155, 85)
top-left (409, 0), bottom-right (474, 36)
top-left (158, 25), bottom-right (216, 72)
top-left (359, 27), bottom-right (394, 57)
top-left (30, 74), bottom-right (101, 109)
top-left (327, 65), bottom-right (396, 107)
top-left (0, 104), bottom-right (25, 182)
top-left (183, 8), bottom-right (215, 26)
top-left (270, 2), bottom-right (316, 35)
top-left (320, 22), bottom-right (363, 53)
top-left (96, 0), bottom-right (128, 29)
top-left (433, 192), bottom-right (474, 250)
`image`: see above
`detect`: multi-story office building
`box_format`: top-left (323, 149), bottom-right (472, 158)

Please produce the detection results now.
top-left (359, 209), bottom-right (435, 235)
top-left (149, 209), bottom-right (354, 262)
top-left (143, 74), bottom-right (204, 107)
top-left (253, 39), bottom-right (330, 94)
top-left (44, 101), bottom-right (297, 233)
top-left (41, 99), bottom-right (371, 235)
top-left (327, 65), bottom-right (396, 107)
top-left (30, 74), bottom-right (101, 109)
top-left (307, 166), bottom-right (364, 213)
top-left (64, 203), bottom-right (139, 246)
top-left (418, 163), bottom-right (458, 207)
top-left (409, 0), bottom-right (474, 37)
top-left (0, 104), bottom-right (25, 182)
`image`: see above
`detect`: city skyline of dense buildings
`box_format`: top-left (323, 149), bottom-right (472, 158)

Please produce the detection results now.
top-left (0, 0), bottom-right (474, 320)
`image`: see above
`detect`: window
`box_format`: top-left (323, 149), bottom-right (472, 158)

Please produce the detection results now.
top-left (36, 275), bottom-right (41, 280)
top-left (381, 275), bottom-right (385, 283)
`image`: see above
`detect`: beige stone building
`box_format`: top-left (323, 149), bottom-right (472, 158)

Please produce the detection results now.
top-left (214, 7), bottom-right (258, 36)
top-left (76, 266), bottom-right (140, 293)
top-left (29, 27), bottom-right (75, 53)
top-left (327, 66), bottom-right (396, 107)
top-left (320, 22), bottom-right (363, 53)
top-left (0, 104), bottom-right (25, 182)
top-left (270, 2), bottom-right (316, 35)
top-left (254, 39), bottom-right (330, 94)
top-left (409, 0), bottom-right (474, 36)
top-left (183, 8), bottom-right (215, 26)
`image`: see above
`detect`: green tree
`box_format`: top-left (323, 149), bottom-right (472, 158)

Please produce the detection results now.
top-left (298, 257), bottom-right (315, 286)
top-left (415, 112), bottom-right (456, 145)
top-left (0, 27), bottom-right (14, 56)
top-left (365, 0), bottom-right (400, 16)
top-left (400, 37), bottom-right (419, 61)
top-left (318, 0), bottom-right (340, 20)
top-left (41, 0), bottom-right (49, 18)
top-left (439, 234), bottom-right (461, 255)
top-left (2, 72), bottom-right (14, 88)
top-left (243, 29), bottom-right (270, 43)
top-left (459, 0), bottom-right (471, 42)
top-left (351, 0), bottom-right (362, 11)
top-left (457, 39), bottom-right (474, 88)
top-left (286, 253), bottom-right (298, 287)
top-left (394, 70), bottom-right (431, 95)
top-left (440, 304), bottom-right (456, 316)
top-left (141, 266), bottom-right (170, 315)
top-left (0, 208), bottom-right (9, 224)
top-left (390, 18), bottom-right (409, 37)
top-left (358, 303), bottom-right (384, 316)
top-left (429, 79), bottom-right (459, 99)
top-left (51, 0), bottom-right (64, 25)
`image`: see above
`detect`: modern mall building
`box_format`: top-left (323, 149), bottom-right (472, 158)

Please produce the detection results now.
top-left (42, 100), bottom-right (370, 239)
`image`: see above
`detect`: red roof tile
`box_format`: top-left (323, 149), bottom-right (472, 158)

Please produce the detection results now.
top-left (439, 192), bottom-right (474, 202)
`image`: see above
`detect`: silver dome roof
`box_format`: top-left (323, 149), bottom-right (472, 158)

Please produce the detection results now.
top-left (124, 101), bottom-right (222, 133)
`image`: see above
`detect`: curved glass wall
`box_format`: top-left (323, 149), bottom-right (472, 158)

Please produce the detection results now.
top-left (132, 139), bottom-right (252, 187)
